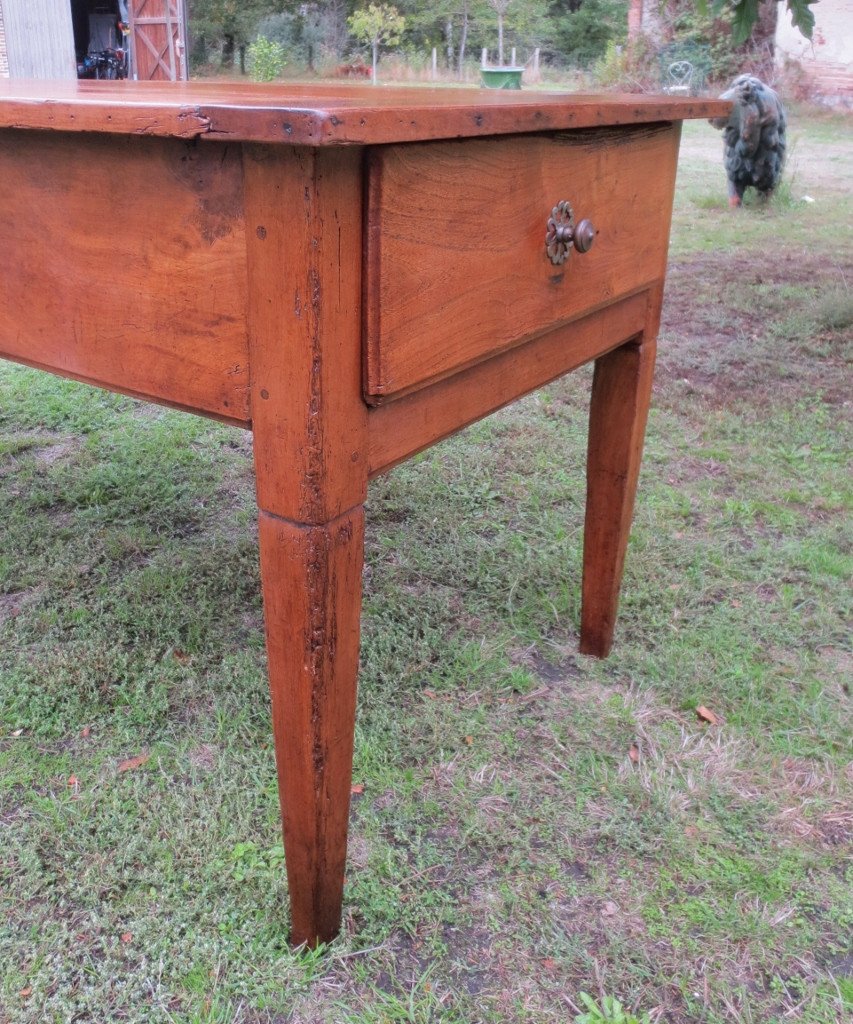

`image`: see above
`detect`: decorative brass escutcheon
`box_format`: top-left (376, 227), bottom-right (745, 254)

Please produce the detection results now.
top-left (545, 200), bottom-right (596, 265)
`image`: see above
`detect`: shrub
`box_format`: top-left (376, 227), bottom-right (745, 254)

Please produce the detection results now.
top-left (550, 0), bottom-right (629, 68)
top-left (592, 36), bottom-right (658, 92)
top-left (248, 35), bottom-right (286, 83)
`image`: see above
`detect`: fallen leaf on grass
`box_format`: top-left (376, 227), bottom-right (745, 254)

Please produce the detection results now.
top-left (696, 706), bottom-right (720, 725)
top-left (464, 735), bottom-right (473, 745)
top-left (350, 783), bottom-right (364, 795)
top-left (19, 988), bottom-right (32, 998)
top-left (601, 901), bottom-right (619, 917)
top-left (423, 689), bottom-right (437, 699)
top-left (541, 957), bottom-right (557, 972)
top-left (118, 753), bottom-right (150, 773)
top-left (67, 775), bottom-right (78, 788)
top-left (80, 725), bottom-right (91, 738)
top-left (120, 932), bottom-right (132, 944)
top-left (629, 743), bottom-right (640, 763)
top-left (11, 729), bottom-right (23, 738)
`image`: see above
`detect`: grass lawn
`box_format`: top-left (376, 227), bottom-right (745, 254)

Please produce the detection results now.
top-left (1, 106), bottom-right (851, 1024)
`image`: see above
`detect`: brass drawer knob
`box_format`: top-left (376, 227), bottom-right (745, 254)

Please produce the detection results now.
top-left (546, 200), bottom-right (596, 265)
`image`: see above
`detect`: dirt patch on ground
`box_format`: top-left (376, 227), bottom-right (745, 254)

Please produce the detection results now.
top-left (0, 586), bottom-right (44, 625)
top-left (34, 438), bottom-right (80, 466)
top-left (659, 249), bottom-right (852, 408)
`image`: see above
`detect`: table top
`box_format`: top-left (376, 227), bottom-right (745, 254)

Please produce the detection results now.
top-left (0, 80), bottom-right (730, 146)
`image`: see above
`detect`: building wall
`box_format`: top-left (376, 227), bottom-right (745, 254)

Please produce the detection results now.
top-left (776, 0), bottom-right (853, 105)
top-left (2, 0), bottom-right (77, 79)
top-left (0, 2), bottom-right (9, 78)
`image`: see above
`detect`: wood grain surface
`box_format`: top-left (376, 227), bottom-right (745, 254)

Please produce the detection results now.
top-left (0, 79), bottom-right (730, 145)
top-left (368, 292), bottom-right (647, 476)
top-left (0, 130), bottom-right (250, 421)
top-left (365, 124), bottom-right (680, 400)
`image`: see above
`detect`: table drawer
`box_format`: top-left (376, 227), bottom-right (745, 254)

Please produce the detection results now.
top-left (364, 122), bottom-right (680, 403)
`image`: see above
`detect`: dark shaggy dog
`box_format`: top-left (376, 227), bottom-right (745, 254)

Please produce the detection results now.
top-left (711, 75), bottom-right (787, 207)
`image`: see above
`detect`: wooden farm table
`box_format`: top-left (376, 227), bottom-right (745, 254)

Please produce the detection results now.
top-left (0, 81), bottom-right (728, 947)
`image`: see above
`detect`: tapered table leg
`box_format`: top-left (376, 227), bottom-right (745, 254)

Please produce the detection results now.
top-left (258, 508), bottom-right (364, 946)
top-left (580, 332), bottom-right (657, 658)
top-left (244, 145), bottom-right (368, 946)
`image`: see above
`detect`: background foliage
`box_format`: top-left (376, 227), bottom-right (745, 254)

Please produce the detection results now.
top-left (188, 0), bottom-right (801, 80)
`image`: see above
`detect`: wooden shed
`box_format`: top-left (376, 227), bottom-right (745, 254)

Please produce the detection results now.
top-left (125, 1), bottom-right (189, 81)
top-left (0, 1), bottom-right (77, 79)
top-left (0, 0), bottom-right (188, 81)
top-left (0, 4), bottom-right (8, 79)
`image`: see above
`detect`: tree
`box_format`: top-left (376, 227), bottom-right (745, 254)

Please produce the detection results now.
top-left (190, 0), bottom-right (272, 69)
top-left (458, 0), bottom-right (471, 72)
top-left (627, 0), bottom-right (641, 40)
top-left (348, 3), bottom-right (405, 83)
top-left (697, 0), bottom-right (816, 45)
top-left (486, 0), bottom-right (514, 64)
top-left (549, 0), bottom-right (627, 66)
top-left (480, 0), bottom-right (550, 66)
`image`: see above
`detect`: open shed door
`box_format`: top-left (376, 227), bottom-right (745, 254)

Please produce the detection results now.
top-left (128, 0), bottom-right (188, 81)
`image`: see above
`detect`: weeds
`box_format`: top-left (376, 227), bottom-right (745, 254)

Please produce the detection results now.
top-left (573, 993), bottom-right (651, 1024)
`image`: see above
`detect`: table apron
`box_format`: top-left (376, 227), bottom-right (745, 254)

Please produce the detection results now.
top-left (0, 130), bottom-right (251, 424)
top-left (367, 289), bottom-right (650, 477)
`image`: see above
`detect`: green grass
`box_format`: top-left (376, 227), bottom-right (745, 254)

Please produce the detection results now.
top-left (1, 108), bottom-right (851, 1023)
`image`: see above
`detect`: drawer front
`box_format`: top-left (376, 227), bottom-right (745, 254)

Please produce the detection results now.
top-left (365, 123), bottom-right (680, 402)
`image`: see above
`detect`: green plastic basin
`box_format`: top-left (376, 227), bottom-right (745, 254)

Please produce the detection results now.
top-left (480, 67), bottom-right (524, 90)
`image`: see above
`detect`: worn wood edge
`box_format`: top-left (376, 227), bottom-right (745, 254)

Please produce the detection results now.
top-left (0, 350), bottom-right (252, 427)
top-left (201, 100), bottom-right (732, 145)
top-left (367, 290), bottom-right (649, 477)
top-left (0, 89), bottom-right (732, 145)
top-left (0, 98), bottom-right (214, 138)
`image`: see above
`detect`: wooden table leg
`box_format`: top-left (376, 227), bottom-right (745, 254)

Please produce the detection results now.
top-left (258, 508), bottom-right (364, 946)
top-left (244, 145), bottom-right (368, 946)
top-left (580, 313), bottom-right (658, 658)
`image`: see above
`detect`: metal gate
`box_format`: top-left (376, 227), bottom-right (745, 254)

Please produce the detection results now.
top-left (128, 0), bottom-right (188, 81)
